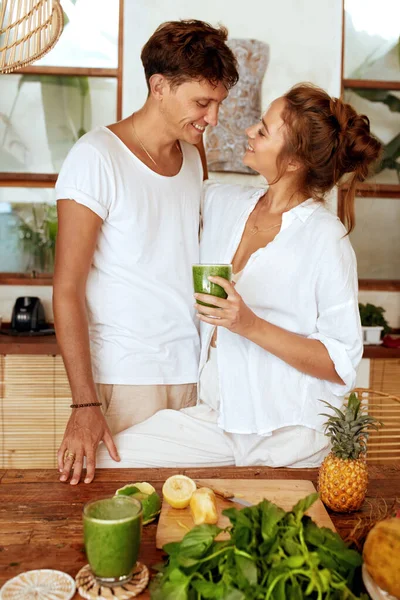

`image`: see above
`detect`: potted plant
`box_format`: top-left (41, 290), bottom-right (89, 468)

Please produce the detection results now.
top-left (359, 302), bottom-right (390, 345)
top-left (18, 204), bottom-right (57, 273)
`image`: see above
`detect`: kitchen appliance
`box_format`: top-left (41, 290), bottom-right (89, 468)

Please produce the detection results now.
top-left (11, 296), bottom-right (47, 332)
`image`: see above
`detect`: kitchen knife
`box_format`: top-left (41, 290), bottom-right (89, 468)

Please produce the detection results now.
top-left (195, 481), bottom-right (253, 507)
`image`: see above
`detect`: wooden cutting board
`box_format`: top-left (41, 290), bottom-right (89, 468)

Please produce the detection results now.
top-left (156, 478), bottom-right (335, 549)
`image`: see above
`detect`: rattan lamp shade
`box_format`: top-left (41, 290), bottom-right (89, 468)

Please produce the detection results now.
top-left (0, 0), bottom-right (63, 74)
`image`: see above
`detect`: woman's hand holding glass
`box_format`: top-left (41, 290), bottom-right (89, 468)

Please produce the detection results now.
top-left (195, 276), bottom-right (258, 337)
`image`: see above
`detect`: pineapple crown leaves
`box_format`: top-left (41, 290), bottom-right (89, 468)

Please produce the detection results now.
top-left (319, 393), bottom-right (383, 460)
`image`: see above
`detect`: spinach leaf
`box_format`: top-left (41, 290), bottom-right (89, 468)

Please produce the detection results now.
top-left (150, 494), bottom-right (365, 600)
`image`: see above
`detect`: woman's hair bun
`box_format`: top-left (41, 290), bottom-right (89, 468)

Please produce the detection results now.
top-left (329, 98), bottom-right (382, 182)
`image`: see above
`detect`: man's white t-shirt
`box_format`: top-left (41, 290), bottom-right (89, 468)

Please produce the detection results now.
top-left (55, 126), bottom-right (203, 385)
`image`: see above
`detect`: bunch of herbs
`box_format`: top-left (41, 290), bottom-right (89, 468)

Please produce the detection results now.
top-left (150, 493), bottom-right (367, 599)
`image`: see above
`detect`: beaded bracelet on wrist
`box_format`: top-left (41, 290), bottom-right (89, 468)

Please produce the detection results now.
top-left (70, 402), bottom-right (102, 408)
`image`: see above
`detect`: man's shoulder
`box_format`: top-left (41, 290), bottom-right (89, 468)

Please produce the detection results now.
top-left (72, 126), bottom-right (119, 156)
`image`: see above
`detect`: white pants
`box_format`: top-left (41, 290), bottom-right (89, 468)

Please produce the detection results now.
top-left (97, 349), bottom-right (330, 469)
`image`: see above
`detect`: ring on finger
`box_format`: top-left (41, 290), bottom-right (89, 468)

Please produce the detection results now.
top-left (64, 450), bottom-right (76, 461)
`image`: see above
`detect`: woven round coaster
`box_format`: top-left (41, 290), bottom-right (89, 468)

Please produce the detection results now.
top-left (0, 569), bottom-right (75, 600)
top-left (75, 563), bottom-right (149, 600)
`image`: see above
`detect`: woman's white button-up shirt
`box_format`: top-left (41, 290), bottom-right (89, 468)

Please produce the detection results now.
top-left (199, 182), bottom-right (363, 435)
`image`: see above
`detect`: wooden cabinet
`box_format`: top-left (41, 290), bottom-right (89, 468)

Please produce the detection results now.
top-left (0, 355), bottom-right (71, 468)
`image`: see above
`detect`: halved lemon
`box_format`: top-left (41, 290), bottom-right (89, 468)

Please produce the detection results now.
top-left (162, 475), bottom-right (197, 509)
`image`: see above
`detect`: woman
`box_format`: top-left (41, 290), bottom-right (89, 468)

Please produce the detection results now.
top-left (96, 83), bottom-right (381, 469)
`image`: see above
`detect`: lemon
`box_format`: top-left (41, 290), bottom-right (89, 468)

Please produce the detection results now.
top-left (162, 475), bottom-right (197, 509)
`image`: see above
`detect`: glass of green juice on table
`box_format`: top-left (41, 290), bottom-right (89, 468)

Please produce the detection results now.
top-left (83, 496), bottom-right (142, 586)
top-left (192, 263), bottom-right (232, 308)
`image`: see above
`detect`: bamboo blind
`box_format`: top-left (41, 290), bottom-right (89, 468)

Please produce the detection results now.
top-left (0, 354), bottom-right (71, 468)
top-left (353, 388), bottom-right (400, 464)
top-left (370, 359), bottom-right (400, 397)
top-left (0, 0), bottom-right (63, 74)
top-left (1, 356), bottom-right (399, 468)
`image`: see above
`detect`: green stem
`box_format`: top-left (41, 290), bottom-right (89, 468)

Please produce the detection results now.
top-left (234, 548), bottom-right (254, 560)
top-left (193, 546), bottom-right (233, 566)
top-left (264, 569), bottom-right (308, 600)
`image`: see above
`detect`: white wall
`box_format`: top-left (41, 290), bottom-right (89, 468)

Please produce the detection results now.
top-left (123, 0), bottom-right (343, 117)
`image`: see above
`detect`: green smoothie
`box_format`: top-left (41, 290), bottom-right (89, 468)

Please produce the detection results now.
top-left (83, 496), bottom-right (142, 584)
top-left (192, 264), bottom-right (232, 308)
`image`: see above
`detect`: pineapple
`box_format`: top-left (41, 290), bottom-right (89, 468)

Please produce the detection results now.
top-left (318, 392), bottom-right (382, 513)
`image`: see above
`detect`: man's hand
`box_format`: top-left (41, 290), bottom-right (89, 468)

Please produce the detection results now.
top-left (57, 406), bottom-right (120, 485)
top-left (194, 276), bottom-right (258, 338)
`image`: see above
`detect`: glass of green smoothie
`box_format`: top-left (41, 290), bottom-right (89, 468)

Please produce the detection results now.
top-left (83, 495), bottom-right (142, 586)
top-left (192, 263), bottom-right (232, 308)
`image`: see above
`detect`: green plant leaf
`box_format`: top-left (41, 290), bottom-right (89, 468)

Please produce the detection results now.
top-left (192, 579), bottom-right (226, 598)
top-left (176, 524), bottom-right (221, 558)
top-left (261, 500), bottom-right (286, 543)
top-left (359, 303), bottom-right (390, 334)
top-left (291, 493), bottom-right (319, 520)
top-left (223, 589), bottom-right (247, 600)
top-left (352, 88), bottom-right (400, 113)
top-left (235, 553), bottom-right (258, 586)
top-left (150, 495), bottom-right (364, 599)
top-left (150, 568), bottom-right (189, 600)
top-left (14, 74), bottom-right (91, 170)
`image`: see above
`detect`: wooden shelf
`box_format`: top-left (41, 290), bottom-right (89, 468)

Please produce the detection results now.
top-left (343, 79), bottom-right (400, 91)
top-left (0, 329), bottom-right (399, 358)
top-left (359, 280), bottom-right (400, 291)
top-left (0, 273), bottom-right (53, 285)
top-left (363, 345), bottom-right (400, 359)
top-left (0, 333), bottom-right (59, 355)
top-left (0, 173), bottom-right (57, 187)
top-left (339, 183), bottom-right (400, 198)
top-left (15, 65), bottom-right (119, 77)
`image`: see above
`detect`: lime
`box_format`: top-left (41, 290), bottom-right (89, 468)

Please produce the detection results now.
top-left (116, 482), bottom-right (156, 496)
top-left (115, 482), bottom-right (161, 524)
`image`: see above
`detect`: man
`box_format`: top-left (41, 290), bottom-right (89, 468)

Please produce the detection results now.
top-left (54, 20), bottom-right (238, 485)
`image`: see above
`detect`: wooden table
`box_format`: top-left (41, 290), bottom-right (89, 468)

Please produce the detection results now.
top-left (1, 465), bottom-right (400, 598)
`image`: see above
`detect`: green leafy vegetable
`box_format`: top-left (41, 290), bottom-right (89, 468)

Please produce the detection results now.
top-left (150, 494), bottom-right (367, 599)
